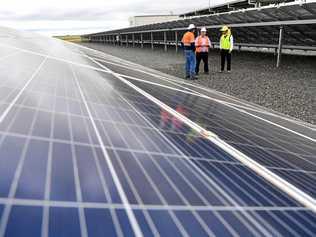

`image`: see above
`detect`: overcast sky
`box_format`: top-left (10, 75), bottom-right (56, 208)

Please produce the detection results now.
top-left (0, 0), bottom-right (229, 36)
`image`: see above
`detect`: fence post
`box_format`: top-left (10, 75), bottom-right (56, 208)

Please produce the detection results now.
top-left (132, 33), bottom-right (135, 47)
top-left (141, 33), bottom-right (144, 48)
top-left (277, 26), bottom-right (284, 68)
top-left (164, 31), bottom-right (168, 52)
top-left (175, 31), bottom-right (179, 53)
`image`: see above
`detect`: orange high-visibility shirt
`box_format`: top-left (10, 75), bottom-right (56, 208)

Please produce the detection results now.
top-left (195, 36), bottom-right (211, 53)
top-left (181, 32), bottom-right (195, 46)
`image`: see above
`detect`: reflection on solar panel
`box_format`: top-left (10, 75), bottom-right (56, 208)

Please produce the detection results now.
top-left (0, 27), bottom-right (315, 237)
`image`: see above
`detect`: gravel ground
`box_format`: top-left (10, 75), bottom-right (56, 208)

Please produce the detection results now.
top-left (79, 42), bottom-right (316, 125)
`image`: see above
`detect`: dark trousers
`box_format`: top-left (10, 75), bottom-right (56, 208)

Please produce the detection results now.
top-left (220, 49), bottom-right (231, 71)
top-left (196, 52), bottom-right (209, 74)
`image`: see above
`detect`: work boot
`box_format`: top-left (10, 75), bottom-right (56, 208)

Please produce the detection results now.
top-left (185, 75), bottom-right (190, 79)
top-left (190, 75), bottom-right (198, 80)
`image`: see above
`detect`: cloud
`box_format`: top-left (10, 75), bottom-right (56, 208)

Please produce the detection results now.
top-left (0, 0), bottom-right (226, 35)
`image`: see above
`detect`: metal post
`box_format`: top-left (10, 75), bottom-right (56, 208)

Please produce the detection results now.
top-left (277, 26), bottom-right (284, 68)
top-left (132, 33), bottom-right (135, 47)
top-left (120, 34), bottom-right (123, 46)
top-left (126, 35), bottom-right (128, 47)
top-left (164, 31), bottom-right (167, 52)
top-left (151, 32), bottom-right (154, 50)
top-left (141, 33), bottom-right (144, 48)
top-left (175, 31), bottom-right (179, 53)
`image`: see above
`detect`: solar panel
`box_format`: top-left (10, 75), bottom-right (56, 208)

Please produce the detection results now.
top-left (0, 27), bottom-right (315, 237)
top-left (86, 2), bottom-right (316, 51)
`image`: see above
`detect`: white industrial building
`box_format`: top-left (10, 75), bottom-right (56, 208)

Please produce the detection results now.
top-left (129, 15), bottom-right (180, 26)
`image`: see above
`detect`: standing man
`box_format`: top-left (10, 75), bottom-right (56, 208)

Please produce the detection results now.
top-left (181, 24), bottom-right (198, 80)
top-left (195, 27), bottom-right (212, 75)
top-left (219, 25), bottom-right (234, 72)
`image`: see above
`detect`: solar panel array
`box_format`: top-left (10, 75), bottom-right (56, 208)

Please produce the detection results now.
top-left (0, 27), bottom-right (315, 237)
top-left (179, 0), bottom-right (295, 17)
top-left (85, 1), bottom-right (316, 50)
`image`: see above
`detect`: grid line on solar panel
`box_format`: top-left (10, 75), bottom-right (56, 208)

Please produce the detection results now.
top-left (1, 197), bottom-right (314, 211)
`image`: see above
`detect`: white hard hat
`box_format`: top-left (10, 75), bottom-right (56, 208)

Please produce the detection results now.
top-left (201, 27), bottom-right (207, 32)
top-left (187, 24), bottom-right (196, 30)
top-left (220, 25), bottom-right (229, 31)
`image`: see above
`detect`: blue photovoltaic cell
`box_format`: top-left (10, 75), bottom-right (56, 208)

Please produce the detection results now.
top-left (49, 207), bottom-right (81, 237)
top-left (116, 209), bottom-right (136, 237)
top-left (95, 148), bottom-right (122, 203)
top-left (0, 136), bottom-right (25, 197)
top-left (175, 211), bottom-right (210, 237)
top-left (32, 111), bottom-right (52, 138)
top-left (115, 150), bottom-right (163, 205)
top-left (153, 155), bottom-right (206, 206)
top-left (53, 114), bottom-right (71, 141)
top-left (85, 208), bottom-right (118, 237)
top-left (149, 210), bottom-right (183, 237)
top-left (75, 145), bottom-right (107, 203)
top-left (133, 210), bottom-right (155, 237)
top-left (15, 139), bottom-right (49, 199)
top-left (50, 142), bottom-right (77, 201)
top-left (251, 210), bottom-right (316, 236)
top-left (134, 152), bottom-right (186, 206)
top-left (5, 206), bottom-right (42, 237)
top-left (0, 27), bottom-right (315, 236)
top-left (198, 211), bottom-right (236, 236)
top-left (107, 150), bottom-right (139, 204)
top-left (0, 205), bottom-right (3, 220)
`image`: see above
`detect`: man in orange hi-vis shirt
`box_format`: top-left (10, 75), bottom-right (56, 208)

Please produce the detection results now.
top-left (195, 27), bottom-right (212, 75)
top-left (181, 24), bottom-right (198, 80)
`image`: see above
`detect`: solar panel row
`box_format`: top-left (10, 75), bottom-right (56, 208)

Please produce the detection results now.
top-left (94, 56), bottom-right (316, 198)
top-left (85, 2), bottom-right (316, 50)
top-left (89, 2), bottom-right (316, 35)
top-left (0, 27), bottom-right (315, 236)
